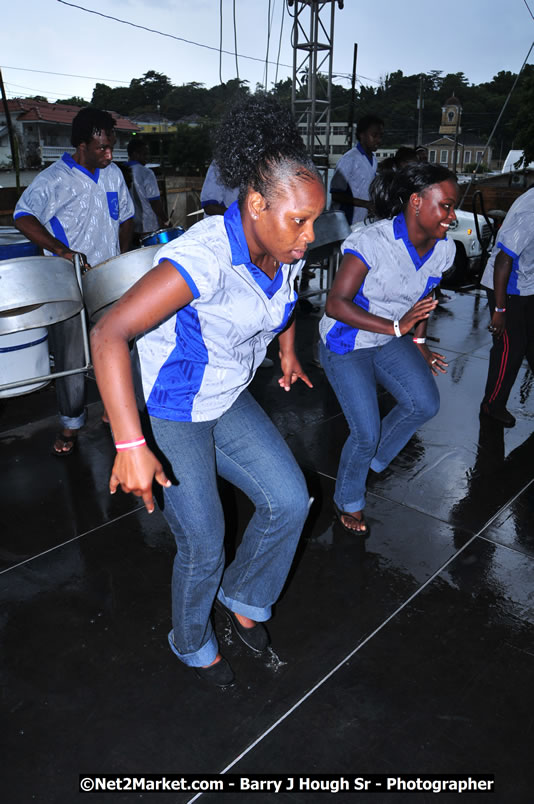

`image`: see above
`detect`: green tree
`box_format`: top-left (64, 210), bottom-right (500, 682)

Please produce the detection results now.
top-left (56, 96), bottom-right (87, 106)
top-left (129, 71), bottom-right (173, 111)
top-left (167, 123), bottom-right (213, 175)
top-left (507, 64), bottom-right (534, 166)
top-left (91, 83), bottom-right (114, 109)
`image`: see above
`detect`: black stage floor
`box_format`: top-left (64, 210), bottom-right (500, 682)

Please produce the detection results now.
top-left (1, 290), bottom-right (533, 803)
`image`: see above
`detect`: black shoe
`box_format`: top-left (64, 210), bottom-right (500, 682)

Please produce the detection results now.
top-left (168, 630), bottom-right (235, 687)
top-left (194, 656), bottom-right (235, 688)
top-left (215, 599), bottom-right (270, 652)
top-left (480, 402), bottom-right (516, 427)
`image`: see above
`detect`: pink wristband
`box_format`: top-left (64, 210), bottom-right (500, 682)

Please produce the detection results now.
top-left (115, 437), bottom-right (146, 451)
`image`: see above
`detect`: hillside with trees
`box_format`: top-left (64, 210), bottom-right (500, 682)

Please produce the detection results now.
top-left (80, 66), bottom-right (533, 174)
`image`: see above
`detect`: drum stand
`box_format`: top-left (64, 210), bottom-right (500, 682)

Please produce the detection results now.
top-left (0, 254), bottom-right (91, 396)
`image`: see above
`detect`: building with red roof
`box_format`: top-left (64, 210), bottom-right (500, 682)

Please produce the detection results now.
top-left (0, 99), bottom-right (139, 169)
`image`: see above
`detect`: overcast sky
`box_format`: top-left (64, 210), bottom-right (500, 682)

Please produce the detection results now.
top-left (2, 0), bottom-right (533, 107)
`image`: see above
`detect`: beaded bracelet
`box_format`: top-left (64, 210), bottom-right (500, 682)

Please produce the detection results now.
top-left (115, 437), bottom-right (146, 451)
top-left (494, 307), bottom-right (506, 313)
top-left (393, 320), bottom-right (402, 338)
top-left (413, 337), bottom-right (426, 344)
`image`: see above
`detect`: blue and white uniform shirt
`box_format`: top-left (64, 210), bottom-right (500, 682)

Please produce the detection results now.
top-left (127, 160), bottom-right (160, 233)
top-left (136, 201), bottom-right (303, 422)
top-left (330, 144), bottom-right (377, 226)
top-left (480, 187), bottom-right (534, 296)
top-left (320, 212), bottom-right (455, 354)
top-left (200, 161), bottom-right (239, 212)
top-left (14, 153), bottom-right (134, 266)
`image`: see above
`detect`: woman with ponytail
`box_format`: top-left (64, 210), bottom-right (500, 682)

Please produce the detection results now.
top-left (319, 163), bottom-right (458, 534)
top-left (90, 95), bottom-right (325, 687)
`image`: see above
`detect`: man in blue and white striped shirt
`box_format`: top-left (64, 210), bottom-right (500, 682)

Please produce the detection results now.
top-left (15, 107), bottom-right (134, 455)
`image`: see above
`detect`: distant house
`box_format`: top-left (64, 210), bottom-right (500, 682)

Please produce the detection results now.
top-left (0, 99), bottom-right (140, 169)
top-left (423, 96), bottom-right (492, 172)
top-left (130, 112), bottom-right (177, 135)
top-left (131, 112), bottom-right (206, 135)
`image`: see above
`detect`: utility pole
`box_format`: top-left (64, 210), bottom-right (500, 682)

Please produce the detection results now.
top-left (0, 69), bottom-right (21, 193)
top-left (290, 0), bottom-right (344, 181)
top-left (347, 43), bottom-right (358, 149)
top-left (416, 74), bottom-right (424, 147)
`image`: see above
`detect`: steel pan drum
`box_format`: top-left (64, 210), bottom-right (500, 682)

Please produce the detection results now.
top-left (0, 256), bottom-right (84, 335)
top-left (140, 226), bottom-right (185, 247)
top-left (82, 245), bottom-right (161, 321)
top-left (0, 227), bottom-right (40, 261)
top-left (0, 328), bottom-right (50, 397)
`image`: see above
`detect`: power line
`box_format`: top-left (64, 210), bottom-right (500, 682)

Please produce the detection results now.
top-left (274, 1), bottom-right (286, 85)
top-left (264, 0), bottom-right (273, 89)
top-left (233, 0), bottom-right (240, 81)
top-left (56, 0), bottom-right (293, 69)
top-left (219, 0), bottom-right (224, 84)
top-left (4, 81), bottom-right (89, 100)
top-left (1, 64), bottom-right (129, 84)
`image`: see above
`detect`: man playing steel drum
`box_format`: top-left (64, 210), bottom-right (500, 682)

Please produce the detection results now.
top-left (14, 107), bottom-right (134, 456)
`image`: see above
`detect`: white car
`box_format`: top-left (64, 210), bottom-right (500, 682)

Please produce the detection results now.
top-left (444, 208), bottom-right (494, 283)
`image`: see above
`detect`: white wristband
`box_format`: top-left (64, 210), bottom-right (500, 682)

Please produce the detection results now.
top-left (115, 437), bottom-right (146, 451)
top-left (393, 320), bottom-right (402, 338)
top-left (413, 337), bottom-right (426, 344)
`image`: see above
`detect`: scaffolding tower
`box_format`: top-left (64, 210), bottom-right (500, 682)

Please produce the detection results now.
top-left (289, 0), bottom-right (344, 175)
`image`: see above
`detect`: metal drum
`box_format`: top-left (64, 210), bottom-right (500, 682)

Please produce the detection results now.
top-left (0, 227), bottom-right (40, 262)
top-left (140, 226), bottom-right (185, 247)
top-left (82, 245), bottom-right (161, 321)
top-left (0, 255), bottom-right (84, 335)
top-left (0, 328), bottom-right (50, 397)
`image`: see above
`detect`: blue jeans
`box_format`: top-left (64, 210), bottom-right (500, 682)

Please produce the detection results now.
top-left (320, 337), bottom-right (440, 512)
top-left (48, 314), bottom-right (86, 430)
top-left (149, 390), bottom-right (310, 667)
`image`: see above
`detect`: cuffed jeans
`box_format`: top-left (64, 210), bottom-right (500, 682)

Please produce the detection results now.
top-left (150, 390), bottom-right (310, 668)
top-left (48, 314), bottom-right (86, 430)
top-left (320, 337), bottom-right (440, 512)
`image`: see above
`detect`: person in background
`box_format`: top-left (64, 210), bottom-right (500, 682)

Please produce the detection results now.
top-left (14, 107), bottom-right (134, 456)
top-left (480, 186), bottom-right (534, 427)
top-left (126, 138), bottom-right (167, 243)
top-left (330, 114), bottom-right (384, 226)
top-left (416, 145), bottom-right (429, 163)
top-left (90, 95), bottom-right (325, 688)
top-left (319, 163), bottom-right (458, 534)
top-left (200, 160), bottom-right (239, 216)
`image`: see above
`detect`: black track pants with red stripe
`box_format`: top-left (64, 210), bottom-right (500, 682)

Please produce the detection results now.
top-left (482, 290), bottom-right (534, 409)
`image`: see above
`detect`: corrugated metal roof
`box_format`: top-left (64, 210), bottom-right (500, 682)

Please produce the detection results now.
top-left (6, 99), bottom-right (139, 131)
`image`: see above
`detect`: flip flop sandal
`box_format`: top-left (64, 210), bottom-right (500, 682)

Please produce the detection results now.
top-left (333, 502), bottom-right (369, 535)
top-left (51, 431), bottom-right (78, 457)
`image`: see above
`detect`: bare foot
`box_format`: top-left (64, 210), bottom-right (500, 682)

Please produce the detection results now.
top-left (52, 429), bottom-right (78, 456)
top-left (202, 653), bottom-right (223, 668)
top-left (233, 612), bottom-right (256, 629)
top-left (334, 504), bottom-right (368, 534)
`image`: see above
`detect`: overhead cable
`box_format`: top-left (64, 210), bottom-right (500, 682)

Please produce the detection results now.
top-left (274, 1), bottom-right (286, 85)
top-left (1, 64), bottom-right (129, 84)
top-left (219, 0), bottom-right (224, 84)
top-left (56, 0), bottom-right (293, 69)
top-left (233, 0), bottom-right (240, 81)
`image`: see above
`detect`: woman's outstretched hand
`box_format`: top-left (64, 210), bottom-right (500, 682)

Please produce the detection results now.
top-left (278, 351), bottom-right (313, 392)
top-left (415, 343), bottom-right (448, 375)
top-left (399, 296), bottom-right (438, 334)
top-left (110, 446), bottom-right (171, 514)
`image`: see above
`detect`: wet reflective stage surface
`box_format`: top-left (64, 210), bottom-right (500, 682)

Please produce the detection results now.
top-left (1, 289), bottom-right (533, 803)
